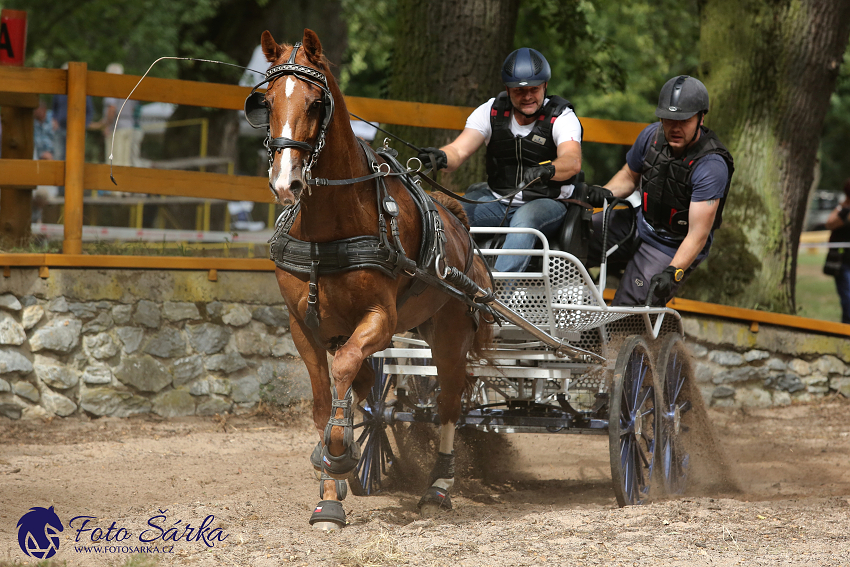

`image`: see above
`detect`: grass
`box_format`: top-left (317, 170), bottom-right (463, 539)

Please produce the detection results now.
top-left (796, 248), bottom-right (842, 322)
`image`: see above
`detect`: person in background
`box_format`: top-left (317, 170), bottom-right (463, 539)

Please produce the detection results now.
top-left (33, 101), bottom-right (54, 160)
top-left (825, 179), bottom-right (850, 324)
top-left (32, 100), bottom-right (56, 222)
top-left (91, 62), bottom-right (139, 167)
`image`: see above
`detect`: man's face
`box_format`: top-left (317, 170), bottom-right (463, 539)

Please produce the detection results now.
top-left (507, 83), bottom-right (546, 117)
top-left (661, 114), bottom-right (702, 153)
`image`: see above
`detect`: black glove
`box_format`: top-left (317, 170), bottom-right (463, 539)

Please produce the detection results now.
top-left (417, 147), bottom-right (448, 171)
top-left (522, 164), bottom-right (556, 187)
top-left (648, 265), bottom-right (684, 303)
top-left (585, 184), bottom-right (614, 207)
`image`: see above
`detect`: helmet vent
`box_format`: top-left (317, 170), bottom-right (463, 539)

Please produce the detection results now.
top-left (503, 52), bottom-right (517, 76)
top-left (530, 52), bottom-right (544, 75)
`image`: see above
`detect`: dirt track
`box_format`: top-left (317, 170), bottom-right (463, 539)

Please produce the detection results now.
top-left (1, 397), bottom-right (849, 567)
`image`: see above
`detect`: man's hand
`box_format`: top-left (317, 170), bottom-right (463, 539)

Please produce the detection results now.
top-left (522, 164), bottom-right (556, 187)
top-left (417, 147), bottom-right (448, 171)
top-left (585, 184), bottom-right (614, 207)
top-left (649, 265), bottom-right (684, 302)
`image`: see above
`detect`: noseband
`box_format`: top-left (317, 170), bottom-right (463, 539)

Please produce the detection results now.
top-left (244, 42), bottom-right (335, 184)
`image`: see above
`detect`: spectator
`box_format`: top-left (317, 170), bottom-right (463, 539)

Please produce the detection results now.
top-left (91, 62), bottom-right (141, 167)
top-left (33, 100), bottom-right (54, 160)
top-left (824, 179), bottom-right (850, 324)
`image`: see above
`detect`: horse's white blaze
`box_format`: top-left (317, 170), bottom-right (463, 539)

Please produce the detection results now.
top-left (438, 423), bottom-right (455, 454)
top-left (285, 77), bottom-right (296, 98)
top-left (273, 121), bottom-right (296, 195)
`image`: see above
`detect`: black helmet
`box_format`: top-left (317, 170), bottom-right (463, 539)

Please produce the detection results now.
top-left (501, 48), bottom-right (551, 88)
top-left (655, 75), bottom-right (709, 120)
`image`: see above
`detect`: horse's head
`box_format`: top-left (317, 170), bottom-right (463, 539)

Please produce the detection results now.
top-left (252, 28), bottom-right (334, 206)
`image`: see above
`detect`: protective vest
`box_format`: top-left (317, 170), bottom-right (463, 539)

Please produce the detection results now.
top-left (640, 124), bottom-right (734, 238)
top-left (485, 92), bottom-right (580, 200)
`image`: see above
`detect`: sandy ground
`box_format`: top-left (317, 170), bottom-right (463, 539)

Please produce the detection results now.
top-left (1, 396), bottom-right (849, 567)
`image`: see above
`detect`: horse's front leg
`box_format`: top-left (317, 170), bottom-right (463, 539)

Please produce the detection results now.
top-left (289, 317), bottom-right (348, 530)
top-left (322, 308), bottom-right (395, 480)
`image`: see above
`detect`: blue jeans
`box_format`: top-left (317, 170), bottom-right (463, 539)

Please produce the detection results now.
top-left (462, 185), bottom-right (567, 272)
top-left (835, 262), bottom-right (850, 324)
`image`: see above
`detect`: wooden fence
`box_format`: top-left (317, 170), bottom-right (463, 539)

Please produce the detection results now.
top-left (1, 64), bottom-right (848, 336)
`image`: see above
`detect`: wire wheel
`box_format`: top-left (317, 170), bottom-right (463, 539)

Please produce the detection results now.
top-left (655, 333), bottom-right (694, 496)
top-left (608, 335), bottom-right (658, 506)
top-left (349, 358), bottom-right (397, 496)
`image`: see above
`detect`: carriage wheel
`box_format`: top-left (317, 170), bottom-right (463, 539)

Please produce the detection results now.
top-left (608, 335), bottom-right (658, 506)
top-left (348, 358), bottom-right (397, 496)
top-left (655, 333), bottom-right (695, 496)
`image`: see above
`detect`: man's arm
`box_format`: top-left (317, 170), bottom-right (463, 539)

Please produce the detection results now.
top-left (604, 163), bottom-right (641, 199)
top-left (669, 199), bottom-right (720, 271)
top-left (549, 140), bottom-right (581, 181)
top-left (825, 197), bottom-right (850, 230)
top-left (441, 128), bottom-right (486, 172)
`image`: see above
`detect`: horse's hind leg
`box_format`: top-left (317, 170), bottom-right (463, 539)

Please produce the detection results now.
top-left (416, 311), bottom-right (474, 516)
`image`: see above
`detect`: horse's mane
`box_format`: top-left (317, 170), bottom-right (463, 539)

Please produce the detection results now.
top-left (430, 192), bottom-right (470, 230)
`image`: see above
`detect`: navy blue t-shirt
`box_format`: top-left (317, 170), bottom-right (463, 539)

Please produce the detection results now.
top-left (625, 122), bottom-right (729, 259)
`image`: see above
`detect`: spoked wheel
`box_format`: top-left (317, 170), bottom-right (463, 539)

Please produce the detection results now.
top-left (655, 333), bottom-right (695, 496)
top-left (349, 357), bottom-right (397, 496)
top-left (608, 335), bottom-right (658, 506)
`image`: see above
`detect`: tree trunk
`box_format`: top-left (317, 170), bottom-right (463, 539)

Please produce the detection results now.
top-left (389, 0), bottom-right (520, 191)
top-left (694, 0), bottom-right (850, 312)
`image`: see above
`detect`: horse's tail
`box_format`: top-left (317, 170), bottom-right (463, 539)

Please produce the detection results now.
top-left (468, 254), bottom-right (495, 363)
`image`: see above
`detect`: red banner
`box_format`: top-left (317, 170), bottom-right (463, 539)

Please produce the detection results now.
top-left (0, 9), bottom-right (27, 66)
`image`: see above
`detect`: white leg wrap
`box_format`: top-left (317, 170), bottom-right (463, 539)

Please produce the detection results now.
top-left (439, 424), bottom-right (455, 454)
top-left (432, 477), bottom-right (455, 491)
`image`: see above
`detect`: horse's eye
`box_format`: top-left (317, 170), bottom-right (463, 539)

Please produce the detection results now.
top-left (311, 100), bottom-right (323, 110)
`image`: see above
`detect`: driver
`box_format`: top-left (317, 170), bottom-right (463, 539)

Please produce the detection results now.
top-left (587, 75), bottom-right (734, 306)
top-left (417, 48), bottom-right (600, 273)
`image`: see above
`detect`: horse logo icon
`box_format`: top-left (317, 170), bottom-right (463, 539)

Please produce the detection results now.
top-left (17, 506), bottom-right (64, 559)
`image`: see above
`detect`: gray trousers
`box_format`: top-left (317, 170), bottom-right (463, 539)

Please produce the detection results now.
top-left (587, 208), bottom-right (701, 306)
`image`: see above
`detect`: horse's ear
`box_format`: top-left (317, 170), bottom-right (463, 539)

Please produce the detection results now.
top-left (302, 28), bottom-right (323, 65)
top-left (261, 30), bottom-right (282, 63)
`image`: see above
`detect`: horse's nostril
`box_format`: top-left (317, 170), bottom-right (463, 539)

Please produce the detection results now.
top-left (290, 179), bottom-right (304, 199)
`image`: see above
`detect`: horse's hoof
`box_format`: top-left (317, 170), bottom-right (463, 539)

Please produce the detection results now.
top-left (417, 485), bottom-right (453, 511)
top-left (312, 521), bottom-right (343, 532)
top-left (309, 500), bottom-right (346, 529)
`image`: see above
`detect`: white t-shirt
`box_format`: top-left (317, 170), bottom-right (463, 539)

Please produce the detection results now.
top-left (465, 97), bottom-right (582, 204)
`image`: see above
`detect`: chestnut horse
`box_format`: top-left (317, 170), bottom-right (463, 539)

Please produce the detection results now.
top-left (253, 28), bottom-right (493, 530)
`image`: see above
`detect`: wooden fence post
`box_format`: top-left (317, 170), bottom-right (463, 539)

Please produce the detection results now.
top-left (62, 61), bottom-right (86, 254)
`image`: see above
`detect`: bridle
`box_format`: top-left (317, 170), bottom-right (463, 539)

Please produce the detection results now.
top-left (244, 42), bottom-right (335, 185)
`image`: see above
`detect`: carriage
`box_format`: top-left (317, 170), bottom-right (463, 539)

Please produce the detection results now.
top-left (251, 28), bottom-right (701, 528)
top-left (350, 225), bottom-right (698, 508)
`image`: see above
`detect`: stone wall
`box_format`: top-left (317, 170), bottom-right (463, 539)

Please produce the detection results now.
top-left (0, 268), bottom-right (848, 419)
top-left (684, 318), bottom-right (850, 408)
top-left (0, 269), bottom-right (311, 420)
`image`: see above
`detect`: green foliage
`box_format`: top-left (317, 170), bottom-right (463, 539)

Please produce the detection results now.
top-left (338, 0), bottom-right (396, 98)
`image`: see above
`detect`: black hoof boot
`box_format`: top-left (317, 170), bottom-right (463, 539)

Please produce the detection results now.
top-left (309, 500), bottom-right (346, 529)
top-left (417, 451), bottom-right (455, 511)
top-left (310, 441), bottom-right (322, 471)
